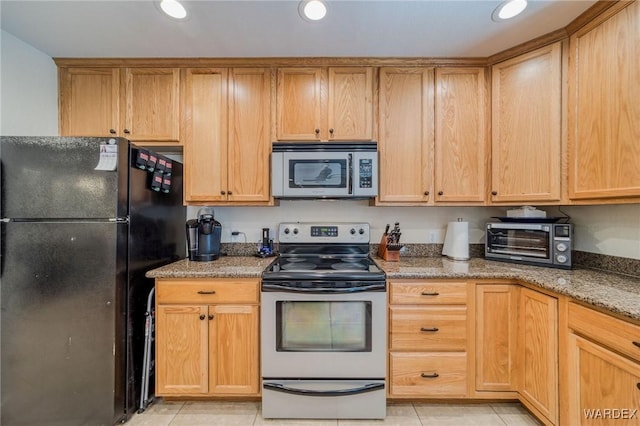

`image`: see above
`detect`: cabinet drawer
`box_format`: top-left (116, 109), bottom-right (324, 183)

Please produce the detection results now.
top-left (390, 281), bottom-right (468, 305)
top-left (390, 352), bottom-right (468, 397)
top-left (390, 306), bottom-right (467, 351)
top-left (156, 279), bottom-right (260, 304)
top-left (568, 302), bottom-right (640, 363)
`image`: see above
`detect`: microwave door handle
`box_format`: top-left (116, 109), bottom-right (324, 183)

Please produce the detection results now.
top-left (348, 153), bottom-right (353, 195)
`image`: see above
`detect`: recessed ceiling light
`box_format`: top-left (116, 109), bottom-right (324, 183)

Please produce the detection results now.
top-left (492, 0), bottom-right (528, 21)
top-left (299, 0), bottom-right (328, 22)
top-left (160, 0), bottom-right (188, 20)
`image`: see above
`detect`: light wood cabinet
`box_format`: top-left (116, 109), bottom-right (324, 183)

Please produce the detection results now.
top-left (378, 68), bottom-right (434, 203)
top-left (568, 1), bottom-right (640, 201)
top-left (276, 67), bottom-right (373, 141)
top-left (59, 66), bottom-right (180, 145)
top-left (388, 280), bottom-right (469, 398)
top-left (566, 302), bottom-right (640, 425)
top-left (434, 67), bottom-right (487, 203)
top-left (183, 68), bottom-right (272, 204)
top-left (59, 67), bottom-right (120, 137)
top-left (519, 287), bottom-right (558, 425)
top-left (475, 284), bottom-right (519, 392)
top-left (155, 279), bottom-right (260, 397)
top-left (491, 42), bottom-right (563, 203)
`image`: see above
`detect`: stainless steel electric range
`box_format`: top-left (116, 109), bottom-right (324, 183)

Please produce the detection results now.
top-left (261, 222), bottom-right (387, 420)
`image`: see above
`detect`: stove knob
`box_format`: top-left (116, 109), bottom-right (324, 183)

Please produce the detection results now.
top-left (350, 228), bottom-right (356, 235)
top-left (293, 228), bottom-right (299, 235)
top-left (359, 228), bottom-right (365, 235)
top-left (283, 228), bottom-right (290, 235)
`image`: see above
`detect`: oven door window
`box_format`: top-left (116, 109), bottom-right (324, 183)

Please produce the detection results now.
top-left (276, 301), bottom-right (372, 352)
top-left (488, 228), bottom-right (550, 259)
top-left (289, 159), bottom-right (347, 189)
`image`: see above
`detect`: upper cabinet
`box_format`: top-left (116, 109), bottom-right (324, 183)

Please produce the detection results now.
top-left (568, 1), bottom-right (640, 201)
top-left (59, 66), bottom-right (180, 146)
top-left (434, 67), bottom-right (487, 204)
top-left (183, 68), bottom-right (272, 205)
top-left (490, 42), bottom-right (563, 204)
top-left (276, 67), bottom-right (373, 141)
top-left (378, 67), bottom-right (434, 203)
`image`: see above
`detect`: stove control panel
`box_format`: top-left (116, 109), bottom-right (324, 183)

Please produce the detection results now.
top-left (278, 222), bottom-right (370, 244)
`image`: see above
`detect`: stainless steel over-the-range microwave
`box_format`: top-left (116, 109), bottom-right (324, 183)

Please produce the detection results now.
top-left (271, 142), bottom-right (378, 199)
top-left (485, 222), bottom-right (573, 269)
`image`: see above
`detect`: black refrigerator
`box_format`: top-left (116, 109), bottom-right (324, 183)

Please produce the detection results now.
top-left (0, 137), bottom-right (185, 425)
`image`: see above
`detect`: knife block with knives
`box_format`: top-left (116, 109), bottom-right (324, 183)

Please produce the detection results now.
top-left (378, 222), bottom-right (403, 261)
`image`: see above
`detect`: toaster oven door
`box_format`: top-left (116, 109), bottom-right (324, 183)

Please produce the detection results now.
top-left (486, 224), bottom-right (552, 262)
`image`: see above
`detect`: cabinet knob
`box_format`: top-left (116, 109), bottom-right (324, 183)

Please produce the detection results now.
top-left (315, 128), bottom-right (320, 135)
top-left (421, 372), bottom-right (439, 379)
top-left (633, 341), bottom-right (640, 348)
top-left (199, 314), bottom-right (206, 320)
top-left (329, 128), bottom-right (334, 135)
top-left (123, 129), bottom-right (130, 134)
top-left (227, 191), bottom-right (232, 195)
top-left (109, 129), bottom-right (116, 134)
top-left (637, 383), bottom-right (640, 391)
top-left (424, 191), bottom-right (430, 196)
top-left (438, 191), bottom-right (444, 196)
top-left (208, 314), bottom-right (214, 320)
top-left (491, 191), bottom-right (498, 196)
top-left (220, 191), bottom-right (226, 195)
top-left (420, 327), bottom-right (439, 332)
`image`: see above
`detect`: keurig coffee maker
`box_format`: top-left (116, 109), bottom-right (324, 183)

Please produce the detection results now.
top-left (186, 207), bottom-right (222, 261)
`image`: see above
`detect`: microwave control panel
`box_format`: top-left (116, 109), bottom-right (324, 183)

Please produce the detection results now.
top-left (358, 159), bottom-right (373, 188)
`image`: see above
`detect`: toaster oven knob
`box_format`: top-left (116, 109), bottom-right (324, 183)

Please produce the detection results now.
top-left (556, 242), bottom-right (568, 252)
top-left (556, 254), bottom-right (568, 264)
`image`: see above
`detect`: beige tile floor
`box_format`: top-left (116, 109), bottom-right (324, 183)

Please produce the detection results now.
top-left (128, 399), bottom-right (541, 425)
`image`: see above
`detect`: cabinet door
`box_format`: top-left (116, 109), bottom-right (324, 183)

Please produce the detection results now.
top-left (475, 284), bottom-right (518, 392)
top-left (519, 288), bottom-right (558, 424)
top-left (568, 334), bottom-right (640, 425)
top-left (491, 43), bottom-right (562, 203)
top-left (209, 305), bottom-right (259, 395)
top-left (183, 68), bottom-right (228, 203)
top-left (378, 67), bottom-right (434, 203)
top-left (59, 67), bottom-right (119, 137)
top-left (156, 305), bottom-right (209, 395)
top-left (123, 68), bottom-right (180, 142)
top-left (568, 1), bottom-right (640, 200)
top-left (276, 68), bottom-right (324, 140)
top-left (227, 68), bottom-right (272, 202)
top-left (434, 67), bottom-right (487, 203)
top-left (327, 67), bottom-right (373, 140)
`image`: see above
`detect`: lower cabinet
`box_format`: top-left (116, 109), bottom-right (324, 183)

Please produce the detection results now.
top-left (388, 280), bottom-right (470, 397)
top-left (155, 278), bottom-right (260, 396)
top-left (566, 302), bottom-right (640, 425)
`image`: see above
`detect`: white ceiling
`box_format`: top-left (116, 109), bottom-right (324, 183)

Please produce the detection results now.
top-left (0, 0), bottom-right (597, 58)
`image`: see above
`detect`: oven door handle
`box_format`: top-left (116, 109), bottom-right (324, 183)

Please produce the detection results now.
top-left (263, 382), bottom-right (384, 397)
top-left (261, 282), bottom-right (386, 293)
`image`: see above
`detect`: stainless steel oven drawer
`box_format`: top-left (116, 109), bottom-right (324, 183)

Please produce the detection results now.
top-left (261, 379), bottom-right (386, 419)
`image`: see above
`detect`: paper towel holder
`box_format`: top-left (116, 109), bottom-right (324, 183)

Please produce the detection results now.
top-left (442, 218), bottom-right (470, 261)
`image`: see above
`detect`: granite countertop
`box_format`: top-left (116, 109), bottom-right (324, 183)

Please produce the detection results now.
top-left (146, 256), bottom-right (640, 322)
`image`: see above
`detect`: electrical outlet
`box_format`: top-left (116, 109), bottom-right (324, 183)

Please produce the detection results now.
top-left (427, 231), bottom-right (437, 243)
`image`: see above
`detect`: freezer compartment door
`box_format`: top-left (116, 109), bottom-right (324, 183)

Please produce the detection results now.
top-left (0, 221), bottom-right (127, 426)
top-left (262, 379), bottom-right (386, 419)
top-left (0, 136), bottom-right (128, 219)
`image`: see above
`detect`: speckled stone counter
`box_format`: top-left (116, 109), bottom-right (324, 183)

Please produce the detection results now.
top-left (146, 256), bottom-right (640, 322)
top-left (376, 257), bottom-right (640, 322)
top-left (146, 256), bottom-right (275, 279)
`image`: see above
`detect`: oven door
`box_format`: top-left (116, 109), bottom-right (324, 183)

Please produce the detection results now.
top-left (485, 223), bottom-right (552, 264)
top-left (261, 285), bottom-right (387, 379)
top-left (280, 152), bottom-right (350, 197)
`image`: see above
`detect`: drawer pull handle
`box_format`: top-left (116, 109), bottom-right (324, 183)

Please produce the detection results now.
top-left (197, 290), bottom-right (216, 295)
top-left (421, 291), bottom-right (439, 296)
top-left (420, 327), bottom-right (439, 332)
top-left (421, 372), bottom-right (439, 379)
top-left (633, 341), bottom-right (640, 349)
top-left (199, 314), bottom-right (206, 320)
